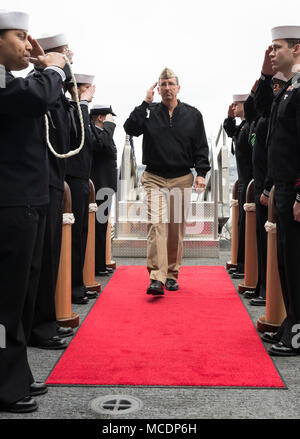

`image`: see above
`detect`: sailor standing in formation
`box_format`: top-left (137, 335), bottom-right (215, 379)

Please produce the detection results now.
top-left (89, 105), bottom-right (118, 276)
top-left (0, 10), bottom-right (67, 413)
top-left (224, 94), bottom-right (252, 279)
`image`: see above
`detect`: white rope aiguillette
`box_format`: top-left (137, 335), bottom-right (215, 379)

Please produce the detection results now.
top-left (244, 203), bottom-right (256, 212)
top-left (63, 213), bottom-right (75, 225)
top-left (45, 55), bottom-right (85, 159)
top-left (89, 203), bottom-right (98, 213)
top-left (265, 221), bottom-right (277, 234)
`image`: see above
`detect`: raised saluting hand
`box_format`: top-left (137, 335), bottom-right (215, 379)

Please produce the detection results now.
top-left (228, 103), bottom-right (235, 118)
top-left (262, 45), bottom-right (277, 76)
top-left (145, 82), bottom-right (158, 104)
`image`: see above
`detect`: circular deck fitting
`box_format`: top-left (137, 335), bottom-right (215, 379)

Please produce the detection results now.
top-left (89, 395), bottom-right (142, 416)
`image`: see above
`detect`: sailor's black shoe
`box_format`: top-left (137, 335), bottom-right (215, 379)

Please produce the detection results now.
top-left (0, 397), bottom-right (38, 413)
top-left (30, 382), bottom-right (48, 397)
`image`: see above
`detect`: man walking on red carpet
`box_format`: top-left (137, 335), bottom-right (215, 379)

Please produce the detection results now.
top-left (124, 68), bottom-right (210, 296)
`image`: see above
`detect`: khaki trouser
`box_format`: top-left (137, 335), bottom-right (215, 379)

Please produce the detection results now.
top-left (141, 171), bottom-right (194, 284)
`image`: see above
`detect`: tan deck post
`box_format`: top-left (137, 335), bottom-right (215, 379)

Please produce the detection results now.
top-left (83, 180), bottom-right (101, 293)
top-left (226, 180), bottom-right (239, 270)
top-left (257, 187), bottom-right (286, 333)
top-left (55, 182), bottom-right (79, 328)
top-left (238, 180), bottom-right (258, 293)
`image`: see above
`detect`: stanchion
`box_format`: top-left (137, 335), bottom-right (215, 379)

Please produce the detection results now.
top-left (257, 187), bottom-right (286, 333)
top-left (106, 218), bottom-right (116, 270)
top-left (226, 180), bottom-right (239, 270)
top-left (55, 182), bottom-right (79, 328)
top-left (83, 180), bottom-right (101, 293)
top-left (238, 180), bottom-right (258, 293)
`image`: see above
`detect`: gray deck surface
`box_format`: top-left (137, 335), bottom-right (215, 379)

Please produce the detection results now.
top-left (1, 244), bottom-right (299, 420)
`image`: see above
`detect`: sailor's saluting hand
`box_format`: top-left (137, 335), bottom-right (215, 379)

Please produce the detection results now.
top-left (228, 103), bottom-right (235, 118)
top-left (145, 82), bottom-right (158, 104)
top-left (262, 45), bottom-right (277, 76)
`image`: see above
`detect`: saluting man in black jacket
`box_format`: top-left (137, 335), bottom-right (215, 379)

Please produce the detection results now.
top-left (0, 10), bottom-right (67, 413)
top-left (124, 68), bottom-right (210, 296)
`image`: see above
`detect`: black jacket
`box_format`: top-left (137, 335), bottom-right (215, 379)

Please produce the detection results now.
top-left (223, 117), bottom-right (252, 185)
top-left (90, 122), bottom-right (118, 192)
top-left (267, 75), bottom-right (300, 196)
top-left (65, 102), bottom-right (93, 180)
top-left (47, 92), bottom-right (72, 191)
top-left (0, 69), bottom-right (64, 206)
top-left (124, 100), bottom-right (210, 179)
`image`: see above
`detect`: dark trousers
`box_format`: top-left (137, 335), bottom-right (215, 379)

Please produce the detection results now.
top-left (237, 183), bottom-right (247, 270)
top-left (66, 177), bottom-right (90, 300)
top-left (274, 184), bottom-right (300, 345)
top-left (30, 187), bottom-right (64, 341)
top-left (95, 192), bottom-right (113, 272)
top-left (0, 206), bottom-right (46, 405)
top-left (254, 193), bottom-right (268, 299)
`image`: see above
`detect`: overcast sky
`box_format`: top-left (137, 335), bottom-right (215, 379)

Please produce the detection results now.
top-left (4, 0), bottom-right (300, 164)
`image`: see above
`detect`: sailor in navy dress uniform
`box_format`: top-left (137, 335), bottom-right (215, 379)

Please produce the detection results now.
top-left (223, 94), bottom-right (252, 279)
top-left (261, 26), bottom-right (300, 356)
top-left (28, 32), bottom-right (75, 350)
top-left (243, 72), bottom-right (287, 306)
top-left (65, 73), bottom-right (97, 304)
top-left (89, 105), bottom-right (118, 276)
top-left (0, 10), bottom-right (67, 413)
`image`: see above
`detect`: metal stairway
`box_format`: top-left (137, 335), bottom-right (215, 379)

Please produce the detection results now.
top-left (112, 126), bottom-right (230, 258)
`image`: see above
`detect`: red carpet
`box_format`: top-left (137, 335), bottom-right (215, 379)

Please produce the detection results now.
top-left (47, 266), bottom-right (284, 388)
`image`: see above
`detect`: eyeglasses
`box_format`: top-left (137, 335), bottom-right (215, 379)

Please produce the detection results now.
top-left (159, 81), bottom-right (178, 88)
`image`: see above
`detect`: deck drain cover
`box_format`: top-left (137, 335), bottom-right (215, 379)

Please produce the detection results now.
top-left (89, 395), bottom-right (142, 415)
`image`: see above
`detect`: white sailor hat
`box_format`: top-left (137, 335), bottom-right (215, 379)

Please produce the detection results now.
top-left (272, 26), bottom-right (300, 41)
top-left (90, 104), bottom-right (116, 117)
top-left (0, 9), bottom-right (29, 31)
top-left (70, 73), bottom-right (95, 85)
top-left (37, 33), bottom-right (68, 51)
top-left (232, 94), bottom-right (249, 103)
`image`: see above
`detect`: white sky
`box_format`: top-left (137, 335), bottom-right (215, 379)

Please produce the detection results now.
top-left (4, 0), bottom-right (300, 165)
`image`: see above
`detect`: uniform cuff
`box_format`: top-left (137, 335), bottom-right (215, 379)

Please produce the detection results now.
top-left (45, 66), bottom-right (66, 82)
top-left (296, 193), bottom-right (300, 203)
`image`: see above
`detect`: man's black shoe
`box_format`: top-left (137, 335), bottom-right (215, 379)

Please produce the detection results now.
top-left (0, 397), bottom-right (38, 413)
top-left (96, 270), bottom-right (110, 276)
top-left (262, 331), bottom-right (282, 344)
top-left (147, 280), bottom-right (164, 296)
top-left (228, 267), bottom-right (237, 274)
top-left (244, 290), bottom-right (258, 299)
top-left (30, 382), bottom-right (48, 397)
top-left (56, 325), bottom-right (74, 338)
top-left (232, 272), bottom-right (245, 279)
top-left (30, 336), bottom-right (68, 350)
top-left (269, 342), bottom-right (300, 357)
top-left (72, 296), bottom-right (89, 305)
top-left (84, 290), bottom-right (97, 300)
top-left (165, 279), bottom-right (179, 291)
top-left (250, 296), bottom-right (266, 306)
